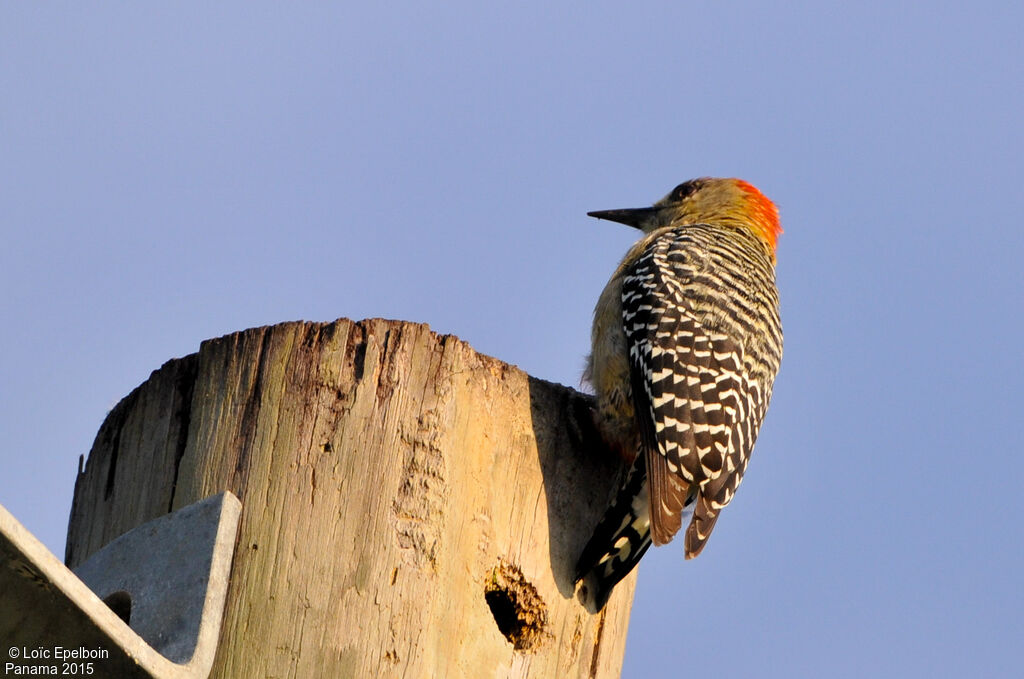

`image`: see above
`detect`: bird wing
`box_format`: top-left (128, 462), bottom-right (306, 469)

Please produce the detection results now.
top-left (621, 229), bottom-right (757, 552)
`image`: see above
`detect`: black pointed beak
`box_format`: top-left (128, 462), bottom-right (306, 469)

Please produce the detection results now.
top-left (586, 207), bottom-right (658, 230)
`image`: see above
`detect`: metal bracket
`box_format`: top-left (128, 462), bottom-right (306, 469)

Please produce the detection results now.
top-left (1, 492), bottom-right (241, 678)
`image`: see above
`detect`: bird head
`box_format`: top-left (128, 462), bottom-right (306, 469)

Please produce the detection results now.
top-left (588, 177), bottom-right (782, 257)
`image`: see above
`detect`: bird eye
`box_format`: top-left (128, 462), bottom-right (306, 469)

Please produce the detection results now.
top-left (670, 181), bottom-right (698, 202)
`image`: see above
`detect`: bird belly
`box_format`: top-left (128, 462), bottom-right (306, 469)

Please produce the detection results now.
top-left (588, 275), bottom-right (638, 460)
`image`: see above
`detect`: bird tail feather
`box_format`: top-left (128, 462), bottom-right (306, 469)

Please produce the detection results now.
top-left (574, 455), bottom-right (653, 611)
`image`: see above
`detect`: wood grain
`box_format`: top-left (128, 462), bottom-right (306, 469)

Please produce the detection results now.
top-left (66, 318), bottom-right (636, 678)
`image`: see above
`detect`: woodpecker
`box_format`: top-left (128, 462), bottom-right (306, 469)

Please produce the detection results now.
top-left (575, 177), bottom-right (783, 610)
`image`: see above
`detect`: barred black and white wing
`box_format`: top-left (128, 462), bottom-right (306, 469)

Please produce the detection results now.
top-left (622, 226), bottom-right (772, 556)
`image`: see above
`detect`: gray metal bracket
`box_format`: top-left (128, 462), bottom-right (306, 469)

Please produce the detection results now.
top-left (1, 492), bottom-right (241, 679)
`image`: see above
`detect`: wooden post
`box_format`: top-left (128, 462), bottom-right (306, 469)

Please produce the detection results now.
top-left (65, 318), bottom-right (636, 678)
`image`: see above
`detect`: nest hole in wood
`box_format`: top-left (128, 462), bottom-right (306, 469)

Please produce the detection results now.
top-left (484, 560), bottom-right (548, 652)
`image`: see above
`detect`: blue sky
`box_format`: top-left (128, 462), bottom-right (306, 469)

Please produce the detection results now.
top-left (3, 3), bottom-right (1022, 676)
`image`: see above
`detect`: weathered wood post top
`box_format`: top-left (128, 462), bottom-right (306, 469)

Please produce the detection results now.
top-left (66, 318), bottom-right (636, 678)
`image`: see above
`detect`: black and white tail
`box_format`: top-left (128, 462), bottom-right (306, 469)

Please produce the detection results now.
top-left (575, 456), bottom-right (650, 610)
